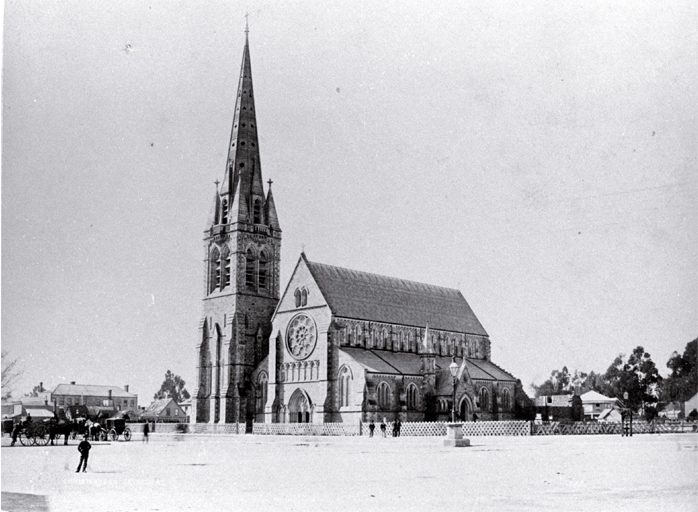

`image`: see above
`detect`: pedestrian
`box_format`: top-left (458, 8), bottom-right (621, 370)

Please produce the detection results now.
top-left (392, 419), bottom-right (397, 437)
top-left (76, 435), bottom-right (91, 473)
top-left (10, 421), bottom-right (20, 446)
top-left (142, 421), bottom-right (149, 443)
top-left (368, 420), bottom-right (375, 438)
top-left (396, 418), bottom-right (402, 437)
top-left (380, 418), bottom-right (386, 437)
top-left (49, 419), bottom-right (57, 446)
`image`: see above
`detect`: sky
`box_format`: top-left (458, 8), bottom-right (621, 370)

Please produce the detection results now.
top-left (2, 0), bottom-right (696, 403)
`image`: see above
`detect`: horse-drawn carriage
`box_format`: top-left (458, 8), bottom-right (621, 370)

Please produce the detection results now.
top-left (14, 419), bottom-right (52, 446)
top-left (106, 417), bottom-right (132, 441)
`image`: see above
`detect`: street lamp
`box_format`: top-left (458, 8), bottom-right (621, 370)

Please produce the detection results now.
top-left (449, 357), bottom-right (459, 423)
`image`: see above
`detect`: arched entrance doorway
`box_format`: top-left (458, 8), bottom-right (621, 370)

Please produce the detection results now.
top-left (288, 388), bottom-right (312, 423)
top-left (459, 395), bottom-right (473, 421)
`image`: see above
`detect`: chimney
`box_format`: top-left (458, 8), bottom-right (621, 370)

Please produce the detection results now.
top-left (124, 385), bottom-right (129, 393)
top-left (71, 381), bottom-right (76, 385)
top-left (108, 389), bottom-right (112, 399)
top-left (40, 382), bottom-right (44, 391)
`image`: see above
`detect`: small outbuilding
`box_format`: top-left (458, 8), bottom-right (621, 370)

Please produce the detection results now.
top-left (141, 399), bottom-right (186, 423)
top-left (580, 391), bottom-right (619, 420)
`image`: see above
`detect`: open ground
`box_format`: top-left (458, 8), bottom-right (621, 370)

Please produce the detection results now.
top-left (2, 432), bottom-right (697, 512)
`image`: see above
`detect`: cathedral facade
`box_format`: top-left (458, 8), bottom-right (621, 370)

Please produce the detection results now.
top-left (192, 33), bottom-right (517, 428)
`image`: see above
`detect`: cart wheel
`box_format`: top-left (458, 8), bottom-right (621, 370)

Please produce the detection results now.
top-left (19, 432), bottom-right (31, 446)
top-left (35, 430), bottom-right (50, 446)
top-left (99, 431), bottom-right (108, 442)
top-left (109, 429), bottom-right (118, 442)
top-left (123, 428), bottom-right (132, 441)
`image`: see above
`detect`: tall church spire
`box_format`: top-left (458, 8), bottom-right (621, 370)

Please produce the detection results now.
top-left (220, 25), bottom-right (265, 221)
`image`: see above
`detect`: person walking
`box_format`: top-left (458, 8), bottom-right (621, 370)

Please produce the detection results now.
top-left (380, 418), bottom-right (386, 437)
top-left (142, 422), bottom-right (150, 443)
top-left (368, 420), bottom-right (375, 438)
top-left (392, 419), bottom-right (398, 437)
top-left (396, 418), bottom-right (402, 437)
top-left (10, 421), bottom-right (20, 446)
top-left (76, 435), bottom-right (91, 473)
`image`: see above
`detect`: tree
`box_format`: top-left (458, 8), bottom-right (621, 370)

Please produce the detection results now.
top-left (663, 338), bottom-right (697, 405)
top-left (513, 379), bottom-right (536, 420)
top-left (532, 366), bottom-right (573, 397)
top-left (1, 350), bottom-right (23, 400)
top-left (603, 346), bottom-right (662, 418)
top-left (154, 370), bottom-right (190, 403)
top-left (25, 383), bottom-right (46, 397)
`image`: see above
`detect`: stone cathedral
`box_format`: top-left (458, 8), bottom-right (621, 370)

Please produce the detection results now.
top-left (192, 32), bottom-right (517, 428)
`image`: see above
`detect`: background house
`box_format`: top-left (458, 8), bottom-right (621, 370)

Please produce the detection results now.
top-left (580, 390), bottom-right (619, 420)
top-left (52, 383), bottom-right (138, 416)
top-left (142, 398), bottom-right (186, 423)
top-left (534, 395), bottom-right (583, 421)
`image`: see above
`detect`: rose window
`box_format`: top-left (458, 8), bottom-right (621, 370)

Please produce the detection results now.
top-left (286, 314), bottom-right (317, 360)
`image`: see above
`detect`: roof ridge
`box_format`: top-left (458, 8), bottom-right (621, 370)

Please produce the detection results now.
top-left (306, 259), bottom-right (461, 294)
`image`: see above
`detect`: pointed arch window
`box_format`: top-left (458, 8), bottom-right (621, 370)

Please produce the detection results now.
top-left (406, 383), bottom-right (418, 410)
top-left (253, 198), bottom-right (262, 224)
top-left (258, 251), bottom-right (268, 289)
top-left (479, 387), bottom-right (490, 412)
top-left (338, 367), bottom-right (351, 408)
top-left (502, 388), bottom-right (511, 411)
top-left (245, 248), bottom-right (256, 288)
top-left (221, 199), bottom-right (229, 224)
top-left (294, 289), bottom-right (301, 308)
top-left (258, 373), bottom-right (268, 413)
top-left (383, 328), bottom-right (390, 350)
top-left (209, 247), bottom-right (221, 293)
top-left (301, 288), bottom-right (307, 306)
top-left (378, 382), bottom-right (391, 409)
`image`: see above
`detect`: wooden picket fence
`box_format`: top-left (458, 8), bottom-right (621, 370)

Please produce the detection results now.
top-left (171, 420), bottom-right (697, 437)
top-left (531, 420), bottom-right (698, 436)
top-left (253, 423), bottom-right (360, 436)
top-left (362, 420), bottom-right (530, 437)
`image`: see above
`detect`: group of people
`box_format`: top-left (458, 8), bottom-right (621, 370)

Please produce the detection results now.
top-left (368, 418), bottom-right (402, 437)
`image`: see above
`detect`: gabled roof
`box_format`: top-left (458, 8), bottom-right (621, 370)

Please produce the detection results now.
top-left (340, 349), bottom-right (516, 384)
top-left (52, 384), bottom-right (136, 398)
top-left (305, 258), bottom-right (487, 335)
top-left (143, 398), bottom-right (183, 417)
top-left (580, 390), bottom-right (615, 403)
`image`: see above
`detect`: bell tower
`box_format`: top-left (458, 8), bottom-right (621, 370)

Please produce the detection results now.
top-left (192, 25), bottom-right (281, 426)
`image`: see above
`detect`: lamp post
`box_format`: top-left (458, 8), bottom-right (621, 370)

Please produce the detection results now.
top-left (449, 357), bottom-right (459, 423)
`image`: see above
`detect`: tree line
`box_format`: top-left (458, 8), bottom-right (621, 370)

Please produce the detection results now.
top-left (529, 338), bottom-right (697, 420)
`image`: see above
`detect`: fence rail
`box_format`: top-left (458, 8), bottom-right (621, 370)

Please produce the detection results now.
top-left (253, 423), bottom-right (360, 436)
top-left (143, 420), bottom-right (697, 437)
top-left (531, 420), bottom-right (698, 436)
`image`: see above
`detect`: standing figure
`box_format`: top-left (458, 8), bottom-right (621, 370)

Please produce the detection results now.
top-left (368, 420), bottom-right (375, 438)
top-left (142, 422), bottom-right (150, 443)
top-left (380, 418), bottom-right (386, 437)
top-left (10, 421), bottom-right (20, 446)
top-left (396, 418), bottom-right (402, 437)
top-left (76, 436), bottom-right (91, 473)
top-left (392, 419), bottom-right (398, 437)
top-left (49, 419), bottom-right (57, 446)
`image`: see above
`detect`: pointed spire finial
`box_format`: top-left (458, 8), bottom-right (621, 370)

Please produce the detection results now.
top-left (214, 179), bottom-right (220, 190)
top-left (245, 13), bottom-right (249, 35)
top-left (267, 178), bottom-right (273, 188)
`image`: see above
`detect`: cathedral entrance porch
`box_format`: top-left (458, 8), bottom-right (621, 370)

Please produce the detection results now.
top-left (287, 388), bottom-right (313, 424)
